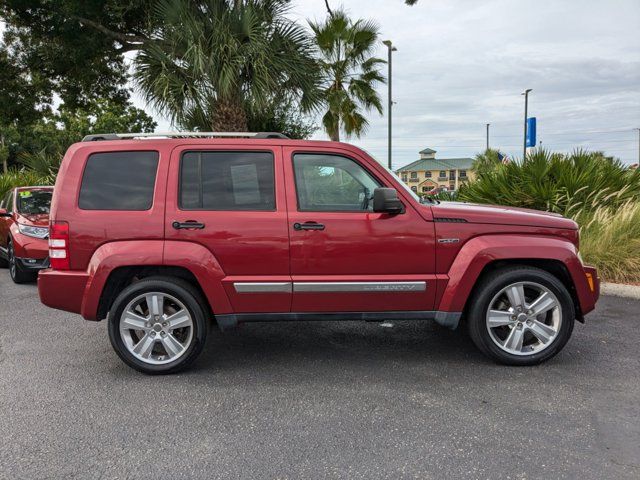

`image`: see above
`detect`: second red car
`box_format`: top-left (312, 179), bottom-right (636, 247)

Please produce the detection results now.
top-left (0, 186), bottom-right (53, 283)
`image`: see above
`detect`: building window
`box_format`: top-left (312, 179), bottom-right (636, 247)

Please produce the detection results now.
top-left (410, 172), bottom-right (417, 179)
top-left (425, 171), bottom-right (432, 178)
top-left (449, 171), bottom-right (456, 180)
top-left (422, 186), bottom-right (429, 192)
top-left (401, 174), bottom-right (408, 182)
top-left (411, 186), bottom-right (417, 192)
top-left (449, 185), bottom-right (455, 191)
top-left (460, 170), bottom-right (467, 178)
top-left (438, 171), bottom-right (446, 179)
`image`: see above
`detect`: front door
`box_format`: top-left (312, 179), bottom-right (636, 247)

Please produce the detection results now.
top-left (284, 147), bottom-right (437, 313)
top-left (165, 145), bottom-right (291, 313)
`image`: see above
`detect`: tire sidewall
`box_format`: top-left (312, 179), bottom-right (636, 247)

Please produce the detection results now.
top-left (108, 279), bottom-right (208, 374)
top-left (469, 268), bottom-right (575, 366)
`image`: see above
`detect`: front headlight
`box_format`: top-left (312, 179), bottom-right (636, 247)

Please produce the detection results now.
top-left (18, 223), bottom-right (49, 239)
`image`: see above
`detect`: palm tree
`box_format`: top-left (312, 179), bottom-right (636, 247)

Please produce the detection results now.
top-left (134, 0), bottom-right (320, 132)
top-left (309, 10), bottom-right (386, 142)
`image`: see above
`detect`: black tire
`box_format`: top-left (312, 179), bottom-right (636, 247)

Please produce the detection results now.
top-left (467, 266), bottom-right (575, 366)
top-left (8, 238), bottom-right (37, 284)
top-left (107, 276), bottom-right (209, 375)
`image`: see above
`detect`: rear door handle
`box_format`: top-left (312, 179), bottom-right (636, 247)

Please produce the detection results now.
top-left (293, 222), bottom-right (325, 231)
top-left (172, 221), bottom-right (205, 230)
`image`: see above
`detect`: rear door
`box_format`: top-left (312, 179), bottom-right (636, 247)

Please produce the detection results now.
top-left (284, 146), bottom-right (437, 313)
top-left (165, 144), bottom-right (291, 313)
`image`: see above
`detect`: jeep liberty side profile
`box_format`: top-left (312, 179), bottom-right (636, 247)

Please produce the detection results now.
top-left (38, 132), bottom-right (600, 374)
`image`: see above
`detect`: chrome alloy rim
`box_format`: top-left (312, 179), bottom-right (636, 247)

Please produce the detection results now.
top-left (486, 281), bottom-right (562, 356)
top-left (119, 292), bottom-right (194, 365)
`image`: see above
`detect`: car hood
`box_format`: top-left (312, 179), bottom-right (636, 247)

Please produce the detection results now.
top-left (16, 213), bottom-right (50, 227)
top-left (430, 202), bottom-right (578, 230)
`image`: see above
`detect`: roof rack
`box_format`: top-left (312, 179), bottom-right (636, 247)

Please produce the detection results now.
top-left (81, 132), bottom-right (290, 142)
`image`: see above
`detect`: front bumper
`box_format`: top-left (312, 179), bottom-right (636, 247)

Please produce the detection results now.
top-left (578, 265), bottom-right (600, 318)
top-left (16, 256), bottom-right (50, 270)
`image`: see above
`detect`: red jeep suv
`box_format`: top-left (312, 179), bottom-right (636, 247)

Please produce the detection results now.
top-left (0, 186), bottom-right (53, 283)
top-left (38, 132), bottom-right (599, 374)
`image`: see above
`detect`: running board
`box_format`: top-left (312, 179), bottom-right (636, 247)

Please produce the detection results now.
top-left (214, 311), bottom-right (461, 331)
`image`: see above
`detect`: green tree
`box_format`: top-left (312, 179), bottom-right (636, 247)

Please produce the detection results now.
top-left (0, 0), bottom-right (154, 108)
top-left (134, 0), bottom-right (320, 132)
top-left (309, 10), bottom-right (386, 141)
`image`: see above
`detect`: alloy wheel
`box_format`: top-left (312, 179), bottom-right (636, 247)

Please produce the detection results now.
top-left (8, 241), bottom-right (16, 279)
top-left (485, 281), bottom-right (562, 356)
top-left (119, 292), bottom-right (194, 365)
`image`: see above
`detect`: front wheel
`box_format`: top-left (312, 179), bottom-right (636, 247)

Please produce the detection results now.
top-left (467, 266), bottom-right (575, 366)
top-left (108, 277), bottom-right (208, 374)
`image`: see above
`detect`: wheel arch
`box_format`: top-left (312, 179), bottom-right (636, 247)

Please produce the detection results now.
top-left (96, 266), bottom-right (212, 321)
top-left (437, 234), bottom-right (592, 321)
top-left (81, 240), bottom-right (231, 321)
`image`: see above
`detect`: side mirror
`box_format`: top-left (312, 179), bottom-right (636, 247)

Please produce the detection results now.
top-left (373, 188), bottom-right (404, 214)
top-left (0, 208), bottom-right (11, 218)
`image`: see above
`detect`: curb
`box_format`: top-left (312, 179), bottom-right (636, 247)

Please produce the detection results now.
top-left (601, 283), bottom-right (640, 300)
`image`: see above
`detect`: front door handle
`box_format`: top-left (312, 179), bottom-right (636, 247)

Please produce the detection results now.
top-left (172, 221), bottom-right (205, 230)
top-left (293, 222), bottom-right (325, 231)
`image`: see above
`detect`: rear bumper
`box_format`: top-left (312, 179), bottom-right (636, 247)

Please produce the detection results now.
top-left (38, 269), bottom-right (90, 316)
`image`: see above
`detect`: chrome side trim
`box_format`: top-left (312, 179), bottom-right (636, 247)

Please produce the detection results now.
top-left (233, 282), bottom-right (292, 293)
top-left (293, 281), bottom-right (426, 293)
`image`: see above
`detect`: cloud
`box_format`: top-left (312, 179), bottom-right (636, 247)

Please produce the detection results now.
top-left (134, 0), bottom-right (640, 166)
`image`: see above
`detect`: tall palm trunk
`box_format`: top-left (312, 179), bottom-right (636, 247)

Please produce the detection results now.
top-left (328, 124), bottom-right (340, 142)
top-left (211, 98), bottom-right (248, 132)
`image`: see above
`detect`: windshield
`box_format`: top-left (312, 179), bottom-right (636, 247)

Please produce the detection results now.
top-left (16, 190), bottom-right (53, 215)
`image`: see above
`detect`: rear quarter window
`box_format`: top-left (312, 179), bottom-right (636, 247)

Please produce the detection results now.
top-left (79, 151), bottom-right (159, 210)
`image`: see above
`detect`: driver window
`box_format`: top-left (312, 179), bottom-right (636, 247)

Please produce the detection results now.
top-left (293, 153), bottom-right (381, 211)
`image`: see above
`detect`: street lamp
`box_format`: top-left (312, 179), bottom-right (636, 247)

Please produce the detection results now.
top-left (486, 123), bottom-right (490, 150)
top-left (383, 40), bottom-right (397, 170)
top-left (521, 88), bottom-right (532, 160)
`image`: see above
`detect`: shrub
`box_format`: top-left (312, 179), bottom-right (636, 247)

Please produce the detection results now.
top-left (578, 202), bottom-right (640, 284)
top-left (458, 149), bottom-right (640, 214)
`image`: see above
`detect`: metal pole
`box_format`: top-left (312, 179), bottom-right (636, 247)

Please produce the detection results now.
top-left (522, 89), bottom-right (532, 160)
top-left (383, 41), bottom-right (396, 170)
top-left (486, 123), bottom-right (490, 150)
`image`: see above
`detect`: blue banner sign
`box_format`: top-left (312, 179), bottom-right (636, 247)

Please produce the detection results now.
top-left (526, 117), bottom-right (537, 147)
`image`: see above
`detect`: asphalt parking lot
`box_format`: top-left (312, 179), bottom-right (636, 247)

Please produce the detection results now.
top-left (1, 274), bottom-right (639, 479)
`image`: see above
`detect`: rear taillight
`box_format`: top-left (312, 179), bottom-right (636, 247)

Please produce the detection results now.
top-left (49, 221), bottom-right (70, 270)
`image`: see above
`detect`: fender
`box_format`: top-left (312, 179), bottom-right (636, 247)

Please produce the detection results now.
top-left (81, 240), bottom-right (233, 320)
top-left (437, 234), bottom-right (596, 315)
top-left (80, 240), bottom-right (165, 319)
top-left (163, 240), bottom-right (232, 314)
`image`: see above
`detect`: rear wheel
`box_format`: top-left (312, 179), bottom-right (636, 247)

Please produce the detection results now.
top-left (8, 239), bottom-right (36, 284)
top-left (467, 266), bottom-right (575, 365)
top-left (107, 277), bottom-right (208, 374)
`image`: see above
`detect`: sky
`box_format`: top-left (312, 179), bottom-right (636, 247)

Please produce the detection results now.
top-left (3, 1), bottom-right (639, 168)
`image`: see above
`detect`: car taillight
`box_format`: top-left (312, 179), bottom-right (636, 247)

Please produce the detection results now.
top-left (49, 221), bottom-right (70, 270)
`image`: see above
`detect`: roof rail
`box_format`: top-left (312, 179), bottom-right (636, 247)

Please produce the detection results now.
top-left (81, 132), bottom-right (290, 142)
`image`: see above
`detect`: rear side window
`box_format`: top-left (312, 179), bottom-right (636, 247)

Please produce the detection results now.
top-left (79, 151), bottom-right (159, 210)
top-left (180, 151), bottom-right (275, 211)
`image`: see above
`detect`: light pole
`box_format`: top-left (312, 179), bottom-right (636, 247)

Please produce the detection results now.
top-left (486, 123), bottom-right (490, 150)
top-left (383, 40), bottom-right (397, 170)
top-left (521, 89), bottom-right (532, 160)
